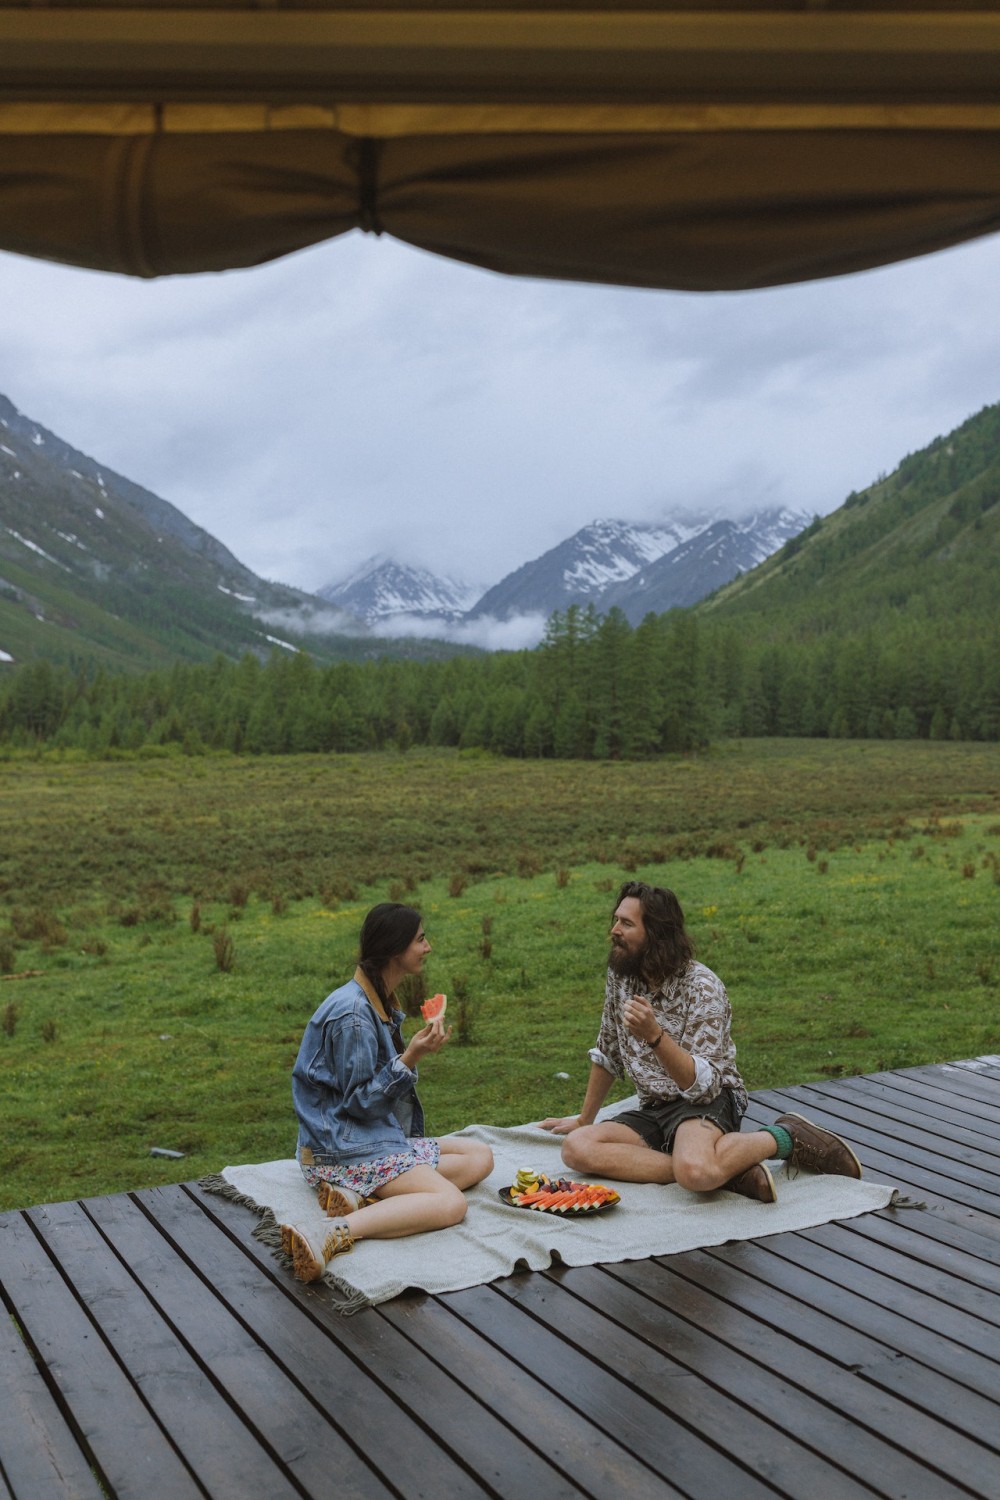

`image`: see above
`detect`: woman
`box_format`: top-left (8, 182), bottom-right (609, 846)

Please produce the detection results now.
top-left (281, 902), bottom-right (494, 1281)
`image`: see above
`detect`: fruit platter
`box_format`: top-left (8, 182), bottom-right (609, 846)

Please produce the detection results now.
top-left (500, 1167), bottom-right (621, 1214)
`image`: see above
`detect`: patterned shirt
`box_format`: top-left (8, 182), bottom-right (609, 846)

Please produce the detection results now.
top-left (589, 960), bottom-right (748, 1112)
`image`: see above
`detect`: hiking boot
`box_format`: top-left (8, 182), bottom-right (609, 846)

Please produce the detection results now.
top-left (774, 1112), bottom-right (862, 1178)
top-left (279, 1219), bottom-right (354, 1282)
top-left (316, 1181), bottom-right (369, 1217)
top-left (723, 1162), bottom-right (777, 1203)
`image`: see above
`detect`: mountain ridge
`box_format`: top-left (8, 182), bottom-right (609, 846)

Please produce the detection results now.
top-left (0, 393), bottom-right (470, 669)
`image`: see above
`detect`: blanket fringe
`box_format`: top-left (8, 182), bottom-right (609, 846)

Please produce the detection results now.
top-left (886, 1192), bottom-right (928, 1210)
top-left (324, 1272), bottom-right (374, 1316)
top-left (198, 1173), bottom-right (270, 1219)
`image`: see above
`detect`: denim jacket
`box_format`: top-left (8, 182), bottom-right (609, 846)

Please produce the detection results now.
top-left (292, 967), bottom-right (425, 1165)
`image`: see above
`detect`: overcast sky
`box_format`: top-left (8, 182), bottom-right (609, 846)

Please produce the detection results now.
top-left (2, 228), bottom-right (999, 598)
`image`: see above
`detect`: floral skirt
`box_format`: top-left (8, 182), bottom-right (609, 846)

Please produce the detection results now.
top-left (299, 1138), bottom-right (441, 1199)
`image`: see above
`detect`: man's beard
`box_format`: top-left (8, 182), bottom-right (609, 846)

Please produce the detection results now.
top-left (608, 939), bottom-right (648, 981)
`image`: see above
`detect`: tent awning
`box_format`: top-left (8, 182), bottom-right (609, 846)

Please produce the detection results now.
top-left (2, 4), bottom-right (1000, 288)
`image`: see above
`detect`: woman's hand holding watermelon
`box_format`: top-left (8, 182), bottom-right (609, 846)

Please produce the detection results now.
top-left (401, 1012), bottom-right (452, 1068)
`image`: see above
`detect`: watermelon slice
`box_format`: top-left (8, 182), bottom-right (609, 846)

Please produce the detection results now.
top-left (420, 993), bottom-right (447, 1022)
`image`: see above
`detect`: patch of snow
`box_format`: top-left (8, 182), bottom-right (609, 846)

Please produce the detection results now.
top-left (94, 507), bottom-right (105, 519)
top-left (31, 431), bottom-right (43, 446)
top-left (55, 530), bottom-right (87, 551)
top-left (263, 633), bottom-right (299, 652)
top-left (0, 444), bottom-right (14, 457)
top-left (217, 584), bottom-right (257, 603)
top-left (0, 648), bottom-right (13, 662)
top-left (5, 528), bottom-right (71, 572)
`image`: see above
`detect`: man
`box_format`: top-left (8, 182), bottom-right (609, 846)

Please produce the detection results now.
top-left (540, 880), bottom-right (861, 1201)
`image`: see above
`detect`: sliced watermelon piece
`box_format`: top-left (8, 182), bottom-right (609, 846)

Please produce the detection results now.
top-left (420, 992), bottom-right (447, 1022)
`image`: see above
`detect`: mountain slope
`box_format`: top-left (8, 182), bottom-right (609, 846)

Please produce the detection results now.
top-left (0, 394), bottom-right (470, 669)
top-left (698, 401), bottom-right (1000, 637)
top-left (604, 508), bottom-right (810, 622)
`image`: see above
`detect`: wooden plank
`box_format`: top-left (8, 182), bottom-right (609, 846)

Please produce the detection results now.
top-left (792, 1076), bottom-right (1000, 1166)
top-left (831, 1200), bottom-right (1000, 1281)
top-left (379, 1293), bottom-right (674, 1500)
top-left (698, 1233), bottom-right (1000, 1417)
top-left (26, 1199), bottom-right (301, 1500)
top-left (886, 1062), bottom-right (1000, 1108)
top-left (85, 1190), bottom-right (394, 1500)
top-left (746, 1091), bottom-right (1000, 1220)
top-left (605, 1253), bottom-right (996, 1499)
top-left (0, 1294), bottom-right (103, 1500)
top-left (186, 1183), bottom-right (531, 1500)
top-left (807, 1075), bottom-right (1000, 1145)
top-left (153, 1182), bottom-right (602, 1500)
top-left (446, 1279), bottom-right (780, 1500)
top-left (799, 1218), bottom-right (1000, 1331)
top-left (803, 1078), bottom-right (1000, 1158)
top-left (750, 1085), bottom-right (1000, 1189)
top-left (0, 1210), bottom-right (200, 1500)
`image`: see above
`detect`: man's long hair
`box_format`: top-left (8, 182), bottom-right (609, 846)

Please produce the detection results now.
top-left (358, 902), bottom-right (422, 1004)
top-left (613, 880), bottom-right (694, 986)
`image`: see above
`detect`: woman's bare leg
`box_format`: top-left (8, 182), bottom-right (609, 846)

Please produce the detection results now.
top-left (341, 1164), bottom-right (468, 1240)
top-left (434, 1136), bottom-right (494, 1189)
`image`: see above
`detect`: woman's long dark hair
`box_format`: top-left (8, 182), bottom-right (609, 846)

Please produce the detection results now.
top-left (358, 903), bottom-right (422, 1003)
top-left (614, 880), bottom-right (694, 985)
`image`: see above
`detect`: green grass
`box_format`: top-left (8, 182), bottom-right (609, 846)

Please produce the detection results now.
top-left (1, 741), bottom-right (998, 1211)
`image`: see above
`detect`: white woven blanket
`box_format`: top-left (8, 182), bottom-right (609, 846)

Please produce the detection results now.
top-left (205, 1105), bottom-right (896, 1312)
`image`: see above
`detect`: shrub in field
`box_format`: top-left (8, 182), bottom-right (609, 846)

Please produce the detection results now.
top-left (228, 880), bottom-right (249, 908)
top-left (448, 873), bottom-right (467, 898)
top-left (41, 1019), bottom-right (58, 1043)
top-left (11, 907), bottom-right (66, 947)
top-left (190, 902), bottom-right (201, 932)
top-left (451, 973), bottom-right (476, 1046)
top-left (213, 928), bottom-right (235, 972)
top-left (555, 868), bottom-right (570, 888)
top-left (0, 939), bottom-right (14, 974)
top-left (2, 1001), bottom-right (17, 1036)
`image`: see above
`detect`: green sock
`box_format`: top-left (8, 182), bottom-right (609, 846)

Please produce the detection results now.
top-left (760, 1124), bottom-right (793, 1159)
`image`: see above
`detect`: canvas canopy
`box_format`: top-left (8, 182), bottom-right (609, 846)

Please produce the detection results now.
top-left (2, 2), bottom-right (1000, 289)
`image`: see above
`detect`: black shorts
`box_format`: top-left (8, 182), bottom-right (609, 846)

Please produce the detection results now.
top-left (612, 1088), bottom-right (745, 1156)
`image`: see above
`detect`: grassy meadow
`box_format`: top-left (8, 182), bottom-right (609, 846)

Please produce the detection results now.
top-left (2, 739), bottom-right (999, 1212)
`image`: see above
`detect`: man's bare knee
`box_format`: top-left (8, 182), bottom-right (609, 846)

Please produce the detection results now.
top-left (673, 1158), bottom-right (725, 1193)
top-left (561, 1129), bottom-right (599, 1172)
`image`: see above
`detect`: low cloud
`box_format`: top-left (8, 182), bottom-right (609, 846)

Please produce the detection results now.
top-left (256, 605), bottom-right (369, 639)
top-left (370, 611), bottom-right (549, 651)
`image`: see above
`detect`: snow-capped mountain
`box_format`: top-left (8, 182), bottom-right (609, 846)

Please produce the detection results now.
top-left (318, 556), bottom-right (482, 627)
top-left (467, 517), bottom-right (709, 621)
top-left (603, 507), bottom-right (813, 623)
top-left (318, 510), bottom-right (812, 637)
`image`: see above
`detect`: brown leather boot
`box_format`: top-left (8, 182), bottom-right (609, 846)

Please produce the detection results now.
top-left (723, 1162), bottom-right (777, 1202)
top-left (774, 1112), bottom-right (862, 1178)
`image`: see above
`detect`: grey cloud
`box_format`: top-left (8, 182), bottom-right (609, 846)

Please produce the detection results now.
top-left (2, 228), bottom-right (1000, 599)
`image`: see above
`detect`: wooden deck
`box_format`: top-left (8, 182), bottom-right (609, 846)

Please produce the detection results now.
top-left (2, 1057), bottom-right (1000, 1500)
